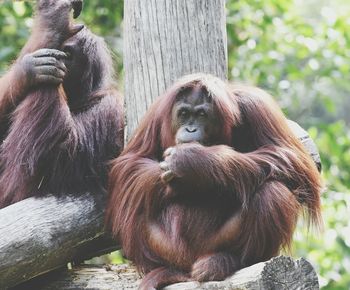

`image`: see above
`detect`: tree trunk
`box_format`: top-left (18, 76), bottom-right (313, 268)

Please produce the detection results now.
top-left (0, 193), bottom-right (118, 289)
top-left (123, 0), bottom-right (227, 137)
top-left (12, 256), bottom-right (319, 290)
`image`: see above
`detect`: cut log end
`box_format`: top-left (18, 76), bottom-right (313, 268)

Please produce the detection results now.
top-left (261, 256), bottom-right (319, 290)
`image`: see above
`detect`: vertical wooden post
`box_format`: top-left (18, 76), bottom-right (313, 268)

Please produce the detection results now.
top-left (123, 0), bottom-right (228, 137)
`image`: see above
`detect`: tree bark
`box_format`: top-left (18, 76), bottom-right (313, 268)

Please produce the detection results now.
top-left (123, 0), bottom-right (227, 137)
top-left (12, 256), bottom-right (319, 290)
top-left (0, 193), bottom-right (118, 289)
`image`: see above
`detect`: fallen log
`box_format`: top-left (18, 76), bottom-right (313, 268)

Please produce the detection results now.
top-left (0, 193), bottom-right (118, 289)
top-left (13, 256), bottom-right (319, 290)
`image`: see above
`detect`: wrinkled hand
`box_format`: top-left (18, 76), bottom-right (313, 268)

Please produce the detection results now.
top-left (17, 49), bottom-right (67, 88)
top-left (160, 147), bottom-right (177, 184)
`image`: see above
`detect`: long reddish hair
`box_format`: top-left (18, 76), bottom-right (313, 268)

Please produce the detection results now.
top-left (107, 73), bottom-right (322, 271)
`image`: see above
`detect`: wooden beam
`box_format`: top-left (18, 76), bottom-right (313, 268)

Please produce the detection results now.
top-left (13, 256), bottom-right (319, 290)
top-left (0, 193), bottom-right (118, 289)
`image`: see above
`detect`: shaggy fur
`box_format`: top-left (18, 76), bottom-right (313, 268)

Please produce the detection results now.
top-left (107, 74), bottom-right (322, 289)
top-left (0, 0), bottom-right (123, 207)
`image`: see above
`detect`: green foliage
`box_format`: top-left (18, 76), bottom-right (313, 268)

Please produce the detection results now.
top-left (226, 0), bottom-right (350, 126)
top-left (293, 122), bottom-right (350, 289)
top-left (0, 0), bottom-right (349, 288)
top-left (294, 189), bottom-right (350, 289)
top-left (316, 122), bottom-right (350, 192)
top-left (85, 250), bottom-right (126, 265)
top-left (0, 0), bottom-right (123, 74)
top-left (0, 2), bottom-right (32, 73)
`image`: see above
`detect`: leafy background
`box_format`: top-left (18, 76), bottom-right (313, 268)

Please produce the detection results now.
top-left (0, 0), bottom-right (349, 288)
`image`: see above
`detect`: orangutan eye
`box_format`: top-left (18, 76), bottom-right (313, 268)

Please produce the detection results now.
top-left (197, 109), bottom-right (206, 117)
top-left (178, 109), bottom-right (189, 118)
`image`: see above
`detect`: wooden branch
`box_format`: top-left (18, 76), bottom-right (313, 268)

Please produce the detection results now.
top-left (123, 0), bottom-right (227, 137)
top-left (0, 193), bottom-right (118, 289)
top-left (13, 256), bottom-right (319, 290)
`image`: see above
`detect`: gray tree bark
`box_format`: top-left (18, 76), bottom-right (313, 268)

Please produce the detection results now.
top-left (123, 0), bottom-right (227, 137)
top-left (0, 194), bottom-right (117, 289)
top-left (12, 256), bottom-right (319, 290)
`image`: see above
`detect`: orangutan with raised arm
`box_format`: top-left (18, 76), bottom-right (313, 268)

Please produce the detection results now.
top-left (0, 0), bottom-right (123, 208)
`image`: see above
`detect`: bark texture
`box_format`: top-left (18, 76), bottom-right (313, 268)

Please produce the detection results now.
top-left (0, 193), bottom-right (117, 289)
top-left (13, 256), bottom-right (319, 290)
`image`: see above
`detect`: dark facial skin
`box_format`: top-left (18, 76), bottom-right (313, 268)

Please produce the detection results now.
top-left (61, 34), bottom-right (88, 92)
top-left (172, 87), bottom-right (220, 145)
top-left (62, 38), bottom-right (80, 79)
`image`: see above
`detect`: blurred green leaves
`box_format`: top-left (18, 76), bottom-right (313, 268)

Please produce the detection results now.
top-left (226, 0), bottom-right (350, 127)
top-left (0, 0), bottom-right (123, 74)
top-left (0, 2), bottom-right (32, 72)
